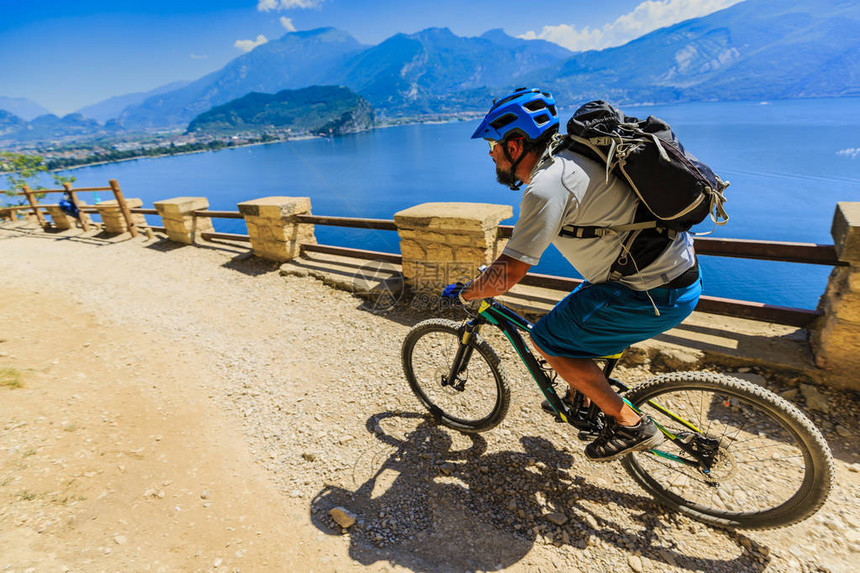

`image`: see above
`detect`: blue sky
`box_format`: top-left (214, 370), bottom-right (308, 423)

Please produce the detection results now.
top-left (0, 0), bottom-right (741, 115)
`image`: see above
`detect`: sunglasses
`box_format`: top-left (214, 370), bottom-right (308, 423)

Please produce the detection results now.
top-left (487, 136), bottom-right (524, 150)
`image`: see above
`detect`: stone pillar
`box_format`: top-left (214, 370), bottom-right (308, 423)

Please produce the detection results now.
top-left (811, 202), bottom-right (860, 390)
top-left (46, 205), bottom-right (74, 230)
top-left (95, 198), bottom-right (147, 234)
top-left (46, 202), bottom-right (91, 230)
top-left (394, 202), bottom-right (512, 293)
top-left (153, 197), bottom-right (214, 245)
top-left (237, 197), bottom-right (316, 262)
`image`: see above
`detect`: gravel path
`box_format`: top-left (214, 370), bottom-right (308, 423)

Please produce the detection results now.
top-left (1, 222), bottom-right (858, 572)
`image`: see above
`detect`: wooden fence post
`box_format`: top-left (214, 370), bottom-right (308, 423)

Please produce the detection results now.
top-left (22, 185), bottom-right (46, 227)
top-left (108, 179), bottom-right (138, 238)
top-left (63, 182), bottom-right (91, 232)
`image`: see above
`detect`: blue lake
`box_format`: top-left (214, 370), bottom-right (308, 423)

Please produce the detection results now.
top-left (56, 98), bottom-right (860, 310)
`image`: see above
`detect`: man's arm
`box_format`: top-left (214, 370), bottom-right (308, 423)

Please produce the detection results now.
top-left (460, 254), bottom-right (531, 301)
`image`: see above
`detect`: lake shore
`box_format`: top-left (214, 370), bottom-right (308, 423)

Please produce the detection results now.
top-left (48, 112), bottom-right (484, 173)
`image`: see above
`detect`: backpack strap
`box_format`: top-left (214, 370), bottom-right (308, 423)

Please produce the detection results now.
top-left (558, 204), bottom-right (677, 283)
top-left (558, 220), bottom-right (669, 238)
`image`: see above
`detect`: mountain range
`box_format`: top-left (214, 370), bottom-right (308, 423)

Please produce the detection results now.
top-left (530, 0), bottom-right (860, 104)
top-left (1, 0), bottom-right (857, 143)
top-left (76, 81), bottom-right (191, 123)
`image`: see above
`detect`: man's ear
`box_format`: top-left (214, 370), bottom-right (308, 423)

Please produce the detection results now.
top-left (505, 138), bottom-right (524, 159)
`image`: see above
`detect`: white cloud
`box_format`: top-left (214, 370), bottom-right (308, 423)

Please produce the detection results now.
top-left (234, 35), bottom-right (269, 52)
top-left (519, 0), bottom-right (742, 51)
top-left (257, 0), bottom-right (323, 12)
top-left (189, 53), bottom-right (208, 60)
top-left (280, 16), bottom-right (297, 32)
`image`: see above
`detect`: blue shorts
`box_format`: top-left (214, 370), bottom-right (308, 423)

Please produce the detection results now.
top-left (530, 277), bottom-right (702, 359)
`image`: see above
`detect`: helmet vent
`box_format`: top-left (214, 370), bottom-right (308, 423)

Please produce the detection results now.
top-left (489, 113), bottom-right (518, 130)
top-left (534, 113), bottom-right (550, 125)
top-left (524, 100), bottom-right (547, 112)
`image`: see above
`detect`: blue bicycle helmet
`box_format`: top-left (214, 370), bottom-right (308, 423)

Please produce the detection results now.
top-left (471, 87), bottom-right (559, 142)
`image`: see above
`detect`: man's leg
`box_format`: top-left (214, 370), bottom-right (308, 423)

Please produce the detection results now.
top-left (531, 341), bottom-right (641, 426)
top-left (531, 338), bottom-right (665, 462)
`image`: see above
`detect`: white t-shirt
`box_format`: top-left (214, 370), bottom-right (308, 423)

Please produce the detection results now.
top-left (501, 148), bottom-right (696, 291)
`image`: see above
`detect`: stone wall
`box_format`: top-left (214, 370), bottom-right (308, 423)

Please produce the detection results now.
top-left (237, 197), bottom-right (316, 262)
top-left (154, 197), bottom-right (214, 245)
top-left (812, 202), bottom-right (860, 390)
top-left (46, 202), bottom-right (91, 231)
top-left (394, 202), bottom-right (512, 293)
top-left (95, 199), bottom-right (147, 235)
top-left (11, 186), bottom-right (858, 391)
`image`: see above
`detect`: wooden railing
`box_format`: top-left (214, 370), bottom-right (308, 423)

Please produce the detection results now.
top-left (199, 211), bottom-right (836, 328)
top-left (1, 199), bottom-right (842, 329)
top-left (2, 180), bottom-right (139, 237)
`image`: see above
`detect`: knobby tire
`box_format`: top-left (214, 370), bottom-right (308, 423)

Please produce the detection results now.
top-left (402, 318), bottom-right (511, 432)
top-left (622, 371), bottom-right (834, 530)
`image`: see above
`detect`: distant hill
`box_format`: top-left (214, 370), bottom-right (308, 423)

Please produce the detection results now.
top-left (120, 28), bottom-right (367, 130)
top-left (0, 97), bottom-right (52, 121)
top-left (76, 80), bottom-right (191, 123)
top-left (187, 85), bottom-right (374, 136)
top-left (530, 0), bottom-right (860, 104)
top-left (12, 113), bottom-right (109, 142)
top-left (0, 110), bottom-right (26, 137)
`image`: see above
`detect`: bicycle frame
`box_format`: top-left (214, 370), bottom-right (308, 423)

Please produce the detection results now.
top-left (449, 298), bottom-right (721, 473)
top-left (452, 298), bottom-right (614, 425)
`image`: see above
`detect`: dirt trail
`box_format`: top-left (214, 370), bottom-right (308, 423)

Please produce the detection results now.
top-left (1, 223), bottom-right (857, 573)
top-left (0, 287), bottom-right (357, 571)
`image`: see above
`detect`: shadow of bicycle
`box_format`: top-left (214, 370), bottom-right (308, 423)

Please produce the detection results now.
top-left (309, 412), bottom-right (771, 572)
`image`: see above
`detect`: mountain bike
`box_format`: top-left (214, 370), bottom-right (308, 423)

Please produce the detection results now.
top-left (401, 295), bottom-right (834, 530)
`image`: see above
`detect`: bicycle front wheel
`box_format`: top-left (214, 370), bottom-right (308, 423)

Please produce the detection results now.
top-left (402, 319), bottom-right (510, 432)
top-left (622, 372), bottom-right (834, 530)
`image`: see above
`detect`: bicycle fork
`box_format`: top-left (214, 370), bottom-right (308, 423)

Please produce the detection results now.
top-left (442, 321), bottom-right (479, 391)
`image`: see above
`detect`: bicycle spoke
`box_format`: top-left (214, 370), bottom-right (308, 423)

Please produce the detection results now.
top-left (405, 324), bottom-right (504, 429)
top-left (634, 386), bottom-right (812, 516)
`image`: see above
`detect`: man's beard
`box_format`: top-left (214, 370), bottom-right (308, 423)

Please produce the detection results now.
top-left (495, 165), bottom-right (518, 188)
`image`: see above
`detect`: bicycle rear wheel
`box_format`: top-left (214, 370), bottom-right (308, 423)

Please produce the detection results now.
top-left (402, 319), bottom-right (510, 432)
top-left (622, 372), bottom-right (833, 530)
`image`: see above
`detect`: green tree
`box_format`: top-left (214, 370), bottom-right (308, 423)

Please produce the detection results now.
top-left (52, 173), bottom-right (77, 188)
top-left (0, 152), bottom-right (76, 216)
top-left (0, 152), bottom-right (47, 206)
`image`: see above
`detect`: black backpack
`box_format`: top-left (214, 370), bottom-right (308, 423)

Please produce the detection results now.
top-left (561, 100), bottom-right (728, 233)
top-left (555, 101), bottom-right (729, 281)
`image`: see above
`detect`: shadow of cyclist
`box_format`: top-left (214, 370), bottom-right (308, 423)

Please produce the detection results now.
top-left (311, 412), bottom-right (535, 570)
top-left (309, 412), bottom-right (770, 572)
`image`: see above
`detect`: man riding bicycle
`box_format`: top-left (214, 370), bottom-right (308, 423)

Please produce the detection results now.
top-left (442, 87), bottom-right (702, 462)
